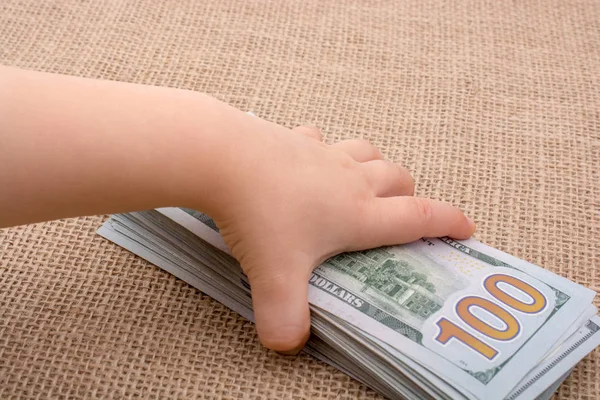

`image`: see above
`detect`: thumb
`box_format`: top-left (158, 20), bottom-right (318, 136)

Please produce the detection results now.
top-left (246, 263), bottom-right (311, 355)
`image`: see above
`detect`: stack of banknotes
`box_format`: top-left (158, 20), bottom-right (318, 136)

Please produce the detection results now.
top-left (98, 208), bottom-right (600, 400)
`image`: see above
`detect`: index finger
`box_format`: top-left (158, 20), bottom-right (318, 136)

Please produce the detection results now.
top-left (360, 197), bottom-right (475, 248)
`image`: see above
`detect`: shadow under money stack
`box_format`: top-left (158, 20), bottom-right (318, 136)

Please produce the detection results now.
top-left (98, 208), bottom-right (600, 400)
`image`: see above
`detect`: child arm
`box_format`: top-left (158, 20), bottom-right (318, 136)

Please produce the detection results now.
top-left (0, 66), bottom-right (475, 353)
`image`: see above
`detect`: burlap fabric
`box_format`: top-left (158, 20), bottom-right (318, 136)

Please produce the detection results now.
top-left (1, 1), bottom-right (598, 399)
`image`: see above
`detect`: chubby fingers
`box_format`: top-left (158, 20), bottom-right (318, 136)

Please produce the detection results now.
top-left (360, 197), bottom-right (476, 248)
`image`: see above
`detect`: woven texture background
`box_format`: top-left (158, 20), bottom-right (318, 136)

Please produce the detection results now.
top-left (1, 1), bottom-right (598, 398)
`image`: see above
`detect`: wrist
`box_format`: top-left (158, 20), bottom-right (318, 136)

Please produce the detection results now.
top-left (165, 92), bottom-right (268, 217)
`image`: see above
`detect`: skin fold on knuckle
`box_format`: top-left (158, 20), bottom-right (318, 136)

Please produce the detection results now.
top-left (337, 152), bottom-right (359, 172)
top-left (360, 165), bottom-right (379, 195)
top-left (412, 197), bottom-right (434, 227)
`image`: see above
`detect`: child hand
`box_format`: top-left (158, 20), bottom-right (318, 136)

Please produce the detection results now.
top-left (203, 117), bottom-right (476, 354)
top-left (0, 68), bottom-right (474, 355)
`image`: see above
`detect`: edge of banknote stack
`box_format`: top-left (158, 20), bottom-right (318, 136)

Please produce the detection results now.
top-left (96, 207), bottom-right (600, 400)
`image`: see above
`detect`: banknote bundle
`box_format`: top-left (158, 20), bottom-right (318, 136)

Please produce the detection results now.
top-left (98, 208), bottom-right (600, 400)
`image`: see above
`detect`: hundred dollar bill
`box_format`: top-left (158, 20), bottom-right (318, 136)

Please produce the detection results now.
top-left (98, 214), bottom-right (409, 398)
top-left (99, 210), bottom-right (599, 399)
top-left (507, 315), bottom-right (600, 399)
top-left (156, 207), bottom-right (596, 400)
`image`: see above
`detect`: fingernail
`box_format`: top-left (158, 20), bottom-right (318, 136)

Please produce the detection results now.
top-left (466, 216), bottom-right (476, 230)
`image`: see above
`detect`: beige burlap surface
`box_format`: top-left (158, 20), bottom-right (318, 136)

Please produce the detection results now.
top-left (0, 1), bottom-right (598, 398)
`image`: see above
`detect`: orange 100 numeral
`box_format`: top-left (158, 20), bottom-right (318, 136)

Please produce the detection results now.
top-left (484, 274), bottom-right (547, 314)
top-left (436, 318), bottom-right (499, 360)
top-left (435, 273), bottom-right (547, 360)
